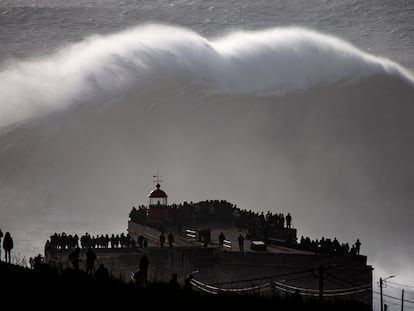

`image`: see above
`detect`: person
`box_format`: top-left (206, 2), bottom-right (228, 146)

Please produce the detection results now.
top-left (355, 239), bottom-right (361, 255)
top-left (95, 263), bottom-right (109, 282)
top-left (68, 247), bottom-right (81, 270)
top-left (3, 231), bottom-right (13, 263)
top-left (139, 254), bottom-right (149, 285)
top-left (34, 254), bottom-right (43, 269)
top-left (86, 247), bottom-right (97, 275)
top-left (167, 233), bottom-right (175, 247)
top-left (159, 232), bottom-right (166, 248)
top-left (143, 237), bottom-right (148, 248)
top-left (350, 244), bottom-right (357, 256)
top-left (238, 233), bottom-right (245, 252)
top-left (0, 229), bottom-right (3, 261)
top-left (29, 256), bottom-right (34, 269)
top-left (286, 213), bottom-right (292, 228)
top-left (137, 235), bottom-right (144, 248)
top-left (218, 232), bottom-right (225, 248)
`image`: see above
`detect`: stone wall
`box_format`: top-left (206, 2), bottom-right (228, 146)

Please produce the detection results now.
top-left (46, 246), bottom-right (372, 307)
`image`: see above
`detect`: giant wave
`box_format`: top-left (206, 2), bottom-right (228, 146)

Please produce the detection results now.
top-left (0, 24), bottom-right (413, 129)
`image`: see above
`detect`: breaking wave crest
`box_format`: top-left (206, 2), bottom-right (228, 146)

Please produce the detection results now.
top-left (0, 24), bottom-right (413, 129)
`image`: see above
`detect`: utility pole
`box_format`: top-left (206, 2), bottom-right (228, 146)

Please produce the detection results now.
top-left (319, 264), bottom-right (324, 304)
top-left (401, 289), bottom-right (405, 311)
top-left (380, 275), bottom-right (396, 311)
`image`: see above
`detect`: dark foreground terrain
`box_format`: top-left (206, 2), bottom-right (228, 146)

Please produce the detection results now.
top-left (0, 261), bottom-right (371, 310)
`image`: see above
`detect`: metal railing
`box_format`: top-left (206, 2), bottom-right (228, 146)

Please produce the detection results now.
top-left (223, 239), bottom-right (232, 250)
top-left (186, 229), bottom-right (197, 240)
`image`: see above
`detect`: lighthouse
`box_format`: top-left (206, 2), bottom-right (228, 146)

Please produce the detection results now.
top-left (147, 173), bottom-right (168, 224)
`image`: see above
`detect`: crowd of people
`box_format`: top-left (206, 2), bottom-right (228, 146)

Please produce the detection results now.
top-left (44, 230), bottom-right (179, 253)
top-left (159, 232), bottom-right (175, 248)
top-left (45, 232), bottom-right (143, 251)
top-left (129, 201), bottom-right (363, 257)
top-left (2, 197), bottom-right (363, 271)
top-left (130, 200), bottom-right (238, 228)
top-left (299, 236), bottom-right (362, 256)
top-left (129, 200), bottom-right (294, 236)
top-left (35, 245), bottom-right (111, 282)
top-left (64, 245), bottom-right (151, 289)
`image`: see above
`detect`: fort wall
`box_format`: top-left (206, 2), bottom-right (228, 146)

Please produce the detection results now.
top-left (46, 246), bottom-right (372, 307)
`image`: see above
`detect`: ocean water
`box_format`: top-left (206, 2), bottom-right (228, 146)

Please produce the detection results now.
top-left (0, 1), bottom-right (414, 307)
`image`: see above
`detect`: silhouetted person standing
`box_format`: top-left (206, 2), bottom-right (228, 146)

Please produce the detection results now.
top-left (286, 213), bottom-right (292, 228)
top-left (34, 254), bottom-right (43, 270)
top-left (3, 232), bottom-right (13, 263)
top-left (0, 229), bottom-right (3, 261)
top-left (350, 245), bottom-right (357, 256)
top-left (160, 233), bottom-right (166, 248)
top-left (139, 254), bottom-right (149, 286)
top-left (218, 232), bottom-right (225, 248)
top-left (86, 247), bottom-right (97, 275)
top-left (167, 233), bottom-right (175, 247)
top-left (137, 235), bottom-right (144, 248)
top-left (95, 263), bottom-right (109, 282)
top-left (69, 247), bottom-right (81, 271)
top-left (355, 239), bottom-right (361, 255)
top-left (238, 234), bottom-right (245, 252)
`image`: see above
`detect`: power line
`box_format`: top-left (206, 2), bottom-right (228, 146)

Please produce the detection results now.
top-left (388, 281), bottom-right (414, 290)
top-left (211, 269), bottom-right (313, 286)
top-left (277, 274), bottom-right (317, 283)
top-left (381, 283), bottom-right (414, 294)
top-left (273, 280), bottom-right (371, 294)
top-left (383, 300), bottom-right (399, 307)
top-left (326, 271), bottom-right (362, 287)
top-left (373, 291), bottom-right (414, 304)
top-left (272, 282), bottom-right (370, 297)
top-left (273, 284), bottom-right (316, 296)
top-left (191, 278), bottom-right (270, 294)
top-left (272, 280), bottom-right (318, 293)
top-left (373, 297), bottom-right (414, 310)
top-left (193, 276), bottom-right (371, 299)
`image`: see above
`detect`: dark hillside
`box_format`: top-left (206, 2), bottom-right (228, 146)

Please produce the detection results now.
top-left (0, 261), bottom-right (371, 310)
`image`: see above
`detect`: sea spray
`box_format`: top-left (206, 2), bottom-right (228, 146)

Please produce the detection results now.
top-left (0, 24), bottom-right (412, 130)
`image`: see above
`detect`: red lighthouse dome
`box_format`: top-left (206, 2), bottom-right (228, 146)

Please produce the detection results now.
top-left (148, 183), bottom-right (168, 206)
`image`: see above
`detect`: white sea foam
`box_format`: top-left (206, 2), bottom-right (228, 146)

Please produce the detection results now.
top-left (0, 24), bottom-right (413, 129)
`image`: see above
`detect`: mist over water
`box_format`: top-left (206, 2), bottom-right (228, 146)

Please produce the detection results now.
top-left (1, 22), bottom-right (414, 292)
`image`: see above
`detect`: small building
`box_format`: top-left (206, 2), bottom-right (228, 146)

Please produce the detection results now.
top-left (147, 176), bottom-right (168, 225)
